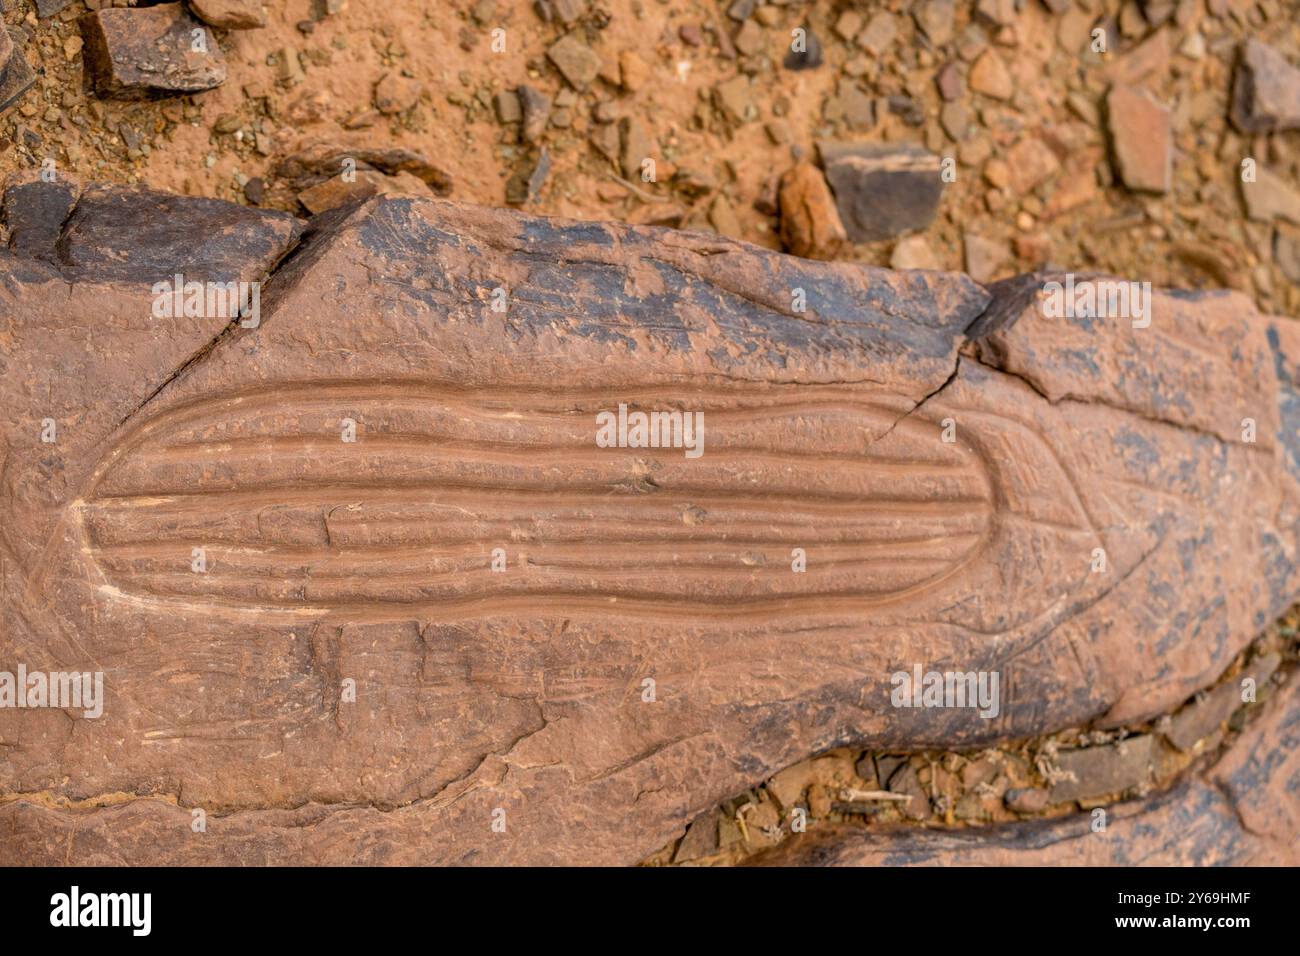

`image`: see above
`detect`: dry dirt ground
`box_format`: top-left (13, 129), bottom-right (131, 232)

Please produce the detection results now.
top-left (2, 0), bottom-right (1298, 314)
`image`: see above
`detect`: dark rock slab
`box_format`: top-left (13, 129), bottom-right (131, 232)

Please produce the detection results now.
top-left (56, 183), bottom-right (301, 283)
top-left (2, 180), bottom-right (78, 260)
top-left (818, 141), bottom-right (944, 243)
top-left (80, 4), bottom-right (228, 99)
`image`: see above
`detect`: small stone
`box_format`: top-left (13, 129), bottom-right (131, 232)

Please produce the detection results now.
top-left (913, 0), bottom-right (954, 47)
top-left (1106, 84), bottom-right (1171, 193)
top-left (708, 195), bottom-right (743, 240)
top-left (734, 20), bottom-right (765, 58)
top-left (1048, 735), bottom-right (1159, 803)
top-left (517, 85), bottom-right (551, 144)
top-left (494, 89), bottom-right (522, 124)
top-left (35, 0), bottom-right (73, 18)
top-left (374, 73), bottom-right (422, 114)
top-left (242, 176), bottom-right (266, 205)
top-left (1231, 40), bottom-right (1300, 133)
top-left (189, 0), bottom-right (267, 30)
top-left (784, 23), bottom-right (822, 70)
top-left (1004, 787), bottom-right (1050, 813)
top-left (548, 33), bottom-right (602, 89)
top-left (1005, 136), bottom-right (1061, 194)
top-left (969, 49), bottom-right (1012, 99)
top-left (619, 116), bottom-right (653, 181)
top-left (1241, 167), bottom-right (1300, 225)
top-left (834, 10), bottom-right (863, 42)
top-left (890, 235), bottom-right (939, 270)
top-left (714, 74), bottom-right (754, 123)
top-left (1178, 31), bottom-right (1204, 61)
top-left (679, 24), bottom-right (703, 47)
top-left (935, 61), bottom-right (963, 101)
top-left (505, 148), bottom-right (552, 205)
top-left (856, 12), bottom-right (897, 56)
top-left (673, 812), bottom-right (719, 863)
top-left (886, 763), bottom-right (929, 821)
top-left (618, 49), bottom-right (649, 92)
top-left (819, 141), bottom-right (945, 243)
top-left (778, 161), bottom-right (847, 260)
top-left (940, 100), bottom-right (971, 140)
top-left (963, 232), bottom-right (1008, 282)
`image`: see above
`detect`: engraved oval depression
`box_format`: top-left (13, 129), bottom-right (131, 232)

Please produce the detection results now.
top-left (78, 383), bottom-right (995, 620)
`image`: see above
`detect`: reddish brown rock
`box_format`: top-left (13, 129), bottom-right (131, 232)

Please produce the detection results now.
top-left (778, 161), bottom-right (847, 260)
top-left (80, 4), bottom-right (228, 98)
top-left (275, 141), bottom-right (452, 196)
top-left (1231, 39), bottom-right (1300, 134)
top-left (2, 189), bottom-right (1300, 866)
top-left (189, 0), bottom-right (268, 30)
top-left (1106, 84), bottom-right (1171, 193)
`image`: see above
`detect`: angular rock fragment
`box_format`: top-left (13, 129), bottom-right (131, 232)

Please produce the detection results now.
top-left (4, 189), bottom-right (1300, 867)
top-left (1241, 167), bottom-right (1300, 225)
top-left (777, 161), bottom-right (846, 260)
top-left (783, 23), bottom-right (823, 70)
top-left (547, 33), bottom-right (601, 89)
top-left (80, 4), bottom-right (228, 98)
top-left (1048, 735), bottom-right (1159, 803)
top-left (1165, 653), bottom-right (1280, 752)
top-left (189, 0), bottom-right (268, 30)
top-left (0, 26), bottom-right (37, 116)
top-left (275, 142), bottom-right (453, 196)
top-left (1231, 39), bottom-right (1300, 133)
top-left (819, 141), bottom-right (944, 242)
top-left (1106, 84), bottom-right (1171, 193)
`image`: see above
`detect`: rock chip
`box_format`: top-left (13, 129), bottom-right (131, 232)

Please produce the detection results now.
top-left (80, 4), bottom-right (227, 98)
top-left (969, 49), bottom-right (1012, 99)
top-left (1004, 787), bottom-right (1050, 813)
top-left (820, 141), bottom-right (944, 243)
top-left (913, 0), bottom-right (955, 47)
top-left (1166, 654), bottom-right (1281, 752)
top-left (1231, 40), bottom-right (1300, 133)
top-left (0, 27), bottom-right (37, 116)
top-left (783, 23), bottom-right (822, 71)
top-left (548, 33), bottom-right (602, 89)
top-left (189, 0), bottom-right (267, 30)
top-left (374, 73), bottom-right (422, 114)
top-left (890, 235), bottom-right (939, 270)
top-left (517, 85), bottom-right (552, 144)
top-left (1048, 735), bottom-right (1158, 804)
top-left (778, 161), bottom-right (847, 260)
top-left (276, 142), bottom-right (453, 196)
top-left (963, 232), bottom-right (1007, 282)
top-left (1241, 167), bottom-right (1300, 225)
top-left (1106, 85), bottom-right (1171, 193)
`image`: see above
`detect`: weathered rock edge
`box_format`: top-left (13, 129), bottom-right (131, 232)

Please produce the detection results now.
top-left (3, 183), bottom-right (1300, 865)
top-left (746, 670), bottom-right (1300, 866)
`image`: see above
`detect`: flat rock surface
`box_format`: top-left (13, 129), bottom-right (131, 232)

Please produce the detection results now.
top-left (3, 188), bottom-right (1300, 865)
top-left (80, 4), bottom-right (228, 98)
